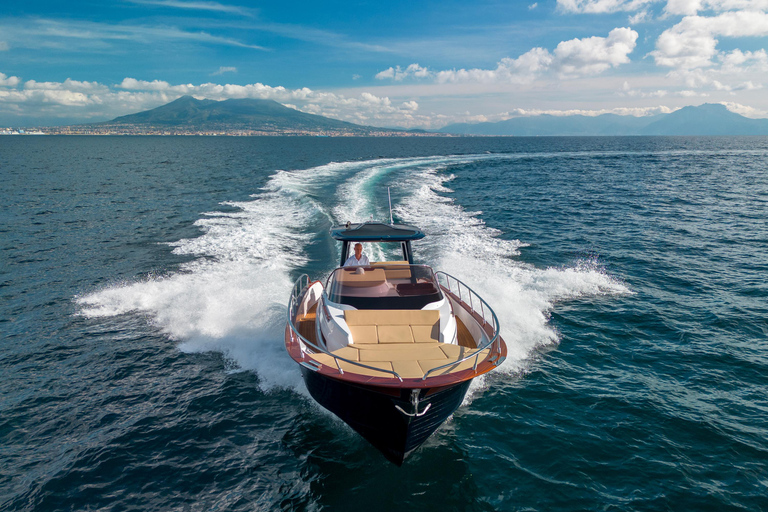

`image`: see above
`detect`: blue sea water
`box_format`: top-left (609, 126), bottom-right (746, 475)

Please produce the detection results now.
top-left (1, 135), bottom-right (767, 511)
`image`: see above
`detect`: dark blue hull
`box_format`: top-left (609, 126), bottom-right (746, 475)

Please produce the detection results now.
top-left (301, 367), bottom-right (471, 465)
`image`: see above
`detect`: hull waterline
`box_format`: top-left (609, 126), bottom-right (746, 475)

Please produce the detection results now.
top-left (301, 366), bottom-right (471, 465)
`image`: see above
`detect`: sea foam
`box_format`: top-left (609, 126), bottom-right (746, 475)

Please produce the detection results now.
top-left (77, 154), bottom-right (629, 399)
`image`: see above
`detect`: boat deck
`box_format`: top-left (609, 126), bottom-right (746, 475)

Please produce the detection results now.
top-left (294, 304), bottom-right (487, 379)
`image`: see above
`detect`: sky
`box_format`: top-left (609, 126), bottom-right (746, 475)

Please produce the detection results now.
top-left (1, 0), bottom-right (768, 128)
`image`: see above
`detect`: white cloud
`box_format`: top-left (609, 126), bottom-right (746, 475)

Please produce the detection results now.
top-left (25, 78), bottom-right (109, 93)
top-left (359, 91), bottom-right (391, 107)
top-left (713, 79), bottom-right (762, 90)
top-left (652, 11), bottom-right (768, 69)
top-left (529, 3), bottom-right (539, 9)
top-left (0, 18), bottom-right (266, 52)
top-left (119, 78), bottom-right (176, 91)
top-left (378, 28), bottom-right (637, 85)
top-left (664, 0), bottom-right (768, 15)
top-left (720, 48), bottom-right (768, 70)
top-left (662, 0), bottom-right (702, 14)
top-left (375, 64), bottom-right (430, 81)
top-left (497, 105), bottom-right (675, 117)
top-left (212, 66), bottom-right (237, 76)
top-left (375, 68), bottom-right (395, 80)
top-left (621, 81), bottom-right (671, 96)
top-left (247, 21), bottom-right (392, 53)
top-left (721, 100), bottom-right (768, 117)
top-left (377, 51), bottom-right (555, 84)
top-left (0, 41), bottom-right (8, 51)
top-left (558, 0), bottom-right (768, 16)
top-left (0, 72), bottom-right (20, 87)
top-left (668, 67), bottom-right (711, 87)
top-left (435, 67), bottom-right (489, 83)
top-left (557, 0), bottom-right (657, 13)
top-left (513, 47), bottom-right (557, 76)
top-left (629, 9), bottom-right (652, 22)
top-left (647, 43), bottom-right (766, 92)
top-left (620, 75), bottom-right (754, 98)
top-left (0, 74), bottom-right (430, 128)
top-left (125, 0), bottom-right (255, 16)
top-left (554, 27), bottom-right (638, 75)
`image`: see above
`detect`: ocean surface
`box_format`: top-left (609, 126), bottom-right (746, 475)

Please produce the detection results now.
top-left (2, 135), bottom-right (767, 511)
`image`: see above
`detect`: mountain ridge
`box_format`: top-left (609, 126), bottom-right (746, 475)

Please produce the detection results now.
top-left (440, 104), bottom-right (768, 136)
top-left (93, 95), bottom-right (400, 135)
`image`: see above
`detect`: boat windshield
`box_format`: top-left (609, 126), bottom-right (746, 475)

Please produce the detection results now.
top-left (326, 264), bottom-right (443, 310)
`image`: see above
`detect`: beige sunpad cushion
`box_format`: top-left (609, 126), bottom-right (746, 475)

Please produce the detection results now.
top-left (391, 360), bottom-right (425, 379)
top-left (344, 309), bottom-right (439, 327)
top-left (370, 262), bottom-right (411, 279)
top-left (357, 344), bottom-right (447, 362)
top-left (308, 351), bottom-right (394, 377)
top-left (344, 309), bottom-right (440, 344)
top-left (377, 325), bottom-right (414, 344)
top-left (411, 324), bottom-right (440, 344)
top-left (348, 325), bottom-right (378, 344)
top-left (335, 268), bottom-right (386, 287)
top-left (417, 349), bottom-right (491, 376)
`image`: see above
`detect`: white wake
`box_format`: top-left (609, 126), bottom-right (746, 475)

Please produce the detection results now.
top-left (76, 155), bottom-right (630, 397)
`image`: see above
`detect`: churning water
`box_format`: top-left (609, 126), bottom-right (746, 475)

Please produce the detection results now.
top-left (2, 136), bottom-right (767, 510)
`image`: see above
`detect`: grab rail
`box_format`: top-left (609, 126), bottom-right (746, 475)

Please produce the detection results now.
top-left (425, 272), bottom-right (503, 380)
top-left (289, 274), bottom-right (310, 320)
top-left (435, 272), bottom-right (498, 331)
top-left (287, 274), bottom-right (404, 382)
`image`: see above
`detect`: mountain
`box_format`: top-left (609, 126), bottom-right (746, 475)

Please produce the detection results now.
top-left (440, 104), bottom-right (768, 136)
top-left (94, 96), bottom-right (396, 135)
top-left (638, 104), bottom-right (768, 135)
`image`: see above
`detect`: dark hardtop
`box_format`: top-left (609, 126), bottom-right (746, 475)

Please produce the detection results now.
top-left (330, 222), bottom-right (425, 242)
top-left (331, 222), bottom-right (425, 266)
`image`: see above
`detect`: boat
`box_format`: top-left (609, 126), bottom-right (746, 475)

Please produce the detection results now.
top-left (284, 221), bottom-right (507, 465)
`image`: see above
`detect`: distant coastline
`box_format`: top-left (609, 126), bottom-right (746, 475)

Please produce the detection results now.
top-left (0, 127), bottom-right (448, 137)
top-left (3, 100), bottom-right (768, 137)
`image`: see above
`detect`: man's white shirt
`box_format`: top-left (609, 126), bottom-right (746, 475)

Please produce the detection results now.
top-left (343, 254), bottom-right (370, 266)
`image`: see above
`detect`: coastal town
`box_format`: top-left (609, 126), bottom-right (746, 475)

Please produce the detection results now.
top-left (1, 128), bottom-right (47, 135)
top-left (0, 124), bottom-right (441, 136)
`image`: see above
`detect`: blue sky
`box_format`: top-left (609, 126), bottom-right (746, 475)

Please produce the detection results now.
top-left (1, 0), bottom-right (768, 127)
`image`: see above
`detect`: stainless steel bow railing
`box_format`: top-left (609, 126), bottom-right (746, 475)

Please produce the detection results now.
top-left (288, 274), bottom-right (310, 320)
top-left (424, 272), bottom-right (504, 379)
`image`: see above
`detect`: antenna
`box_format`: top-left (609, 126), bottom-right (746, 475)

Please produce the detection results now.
top-left (388, 187), bottom-right (394, 225)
